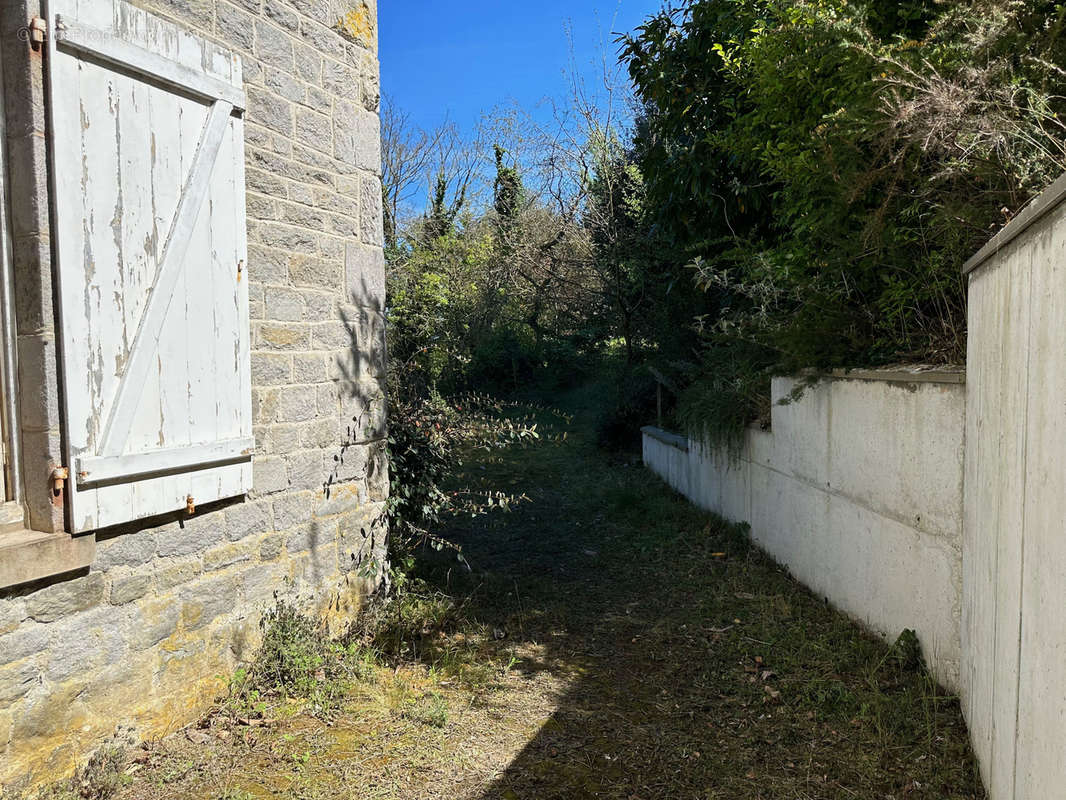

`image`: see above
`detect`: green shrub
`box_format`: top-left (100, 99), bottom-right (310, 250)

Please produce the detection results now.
top-left (225, 600), bottom-right (369, 718)
top-left (466, 324), bottom-right (538, 396)
top-left (383, 356), bottom-right (540, 566)
top-left (623, 0), bottom-right (1066, 440)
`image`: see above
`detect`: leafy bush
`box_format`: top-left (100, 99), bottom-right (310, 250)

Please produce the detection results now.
top-left (675, 344), bottom-right (775, 455)
top-left (466, 324), bottom-right (539, 395)
top-left (623, 0), bottom-right (1066, 443)
top-left (383, 355), bottom-right (540, 565)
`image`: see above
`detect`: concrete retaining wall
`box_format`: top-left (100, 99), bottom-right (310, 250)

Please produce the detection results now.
top-left (643, 371), bottom-right (966, 689)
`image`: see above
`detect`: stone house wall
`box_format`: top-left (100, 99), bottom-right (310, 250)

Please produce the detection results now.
top-left (0, 0), bottom-right (387, 790)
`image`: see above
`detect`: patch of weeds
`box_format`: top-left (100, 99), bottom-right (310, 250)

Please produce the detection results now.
top-left (350, 579), bottom-right (502, 689)
top-left (223, 599), bottom-right (371, 719)
top-left (38, 746), bottom-right (128, 800)
top-left (890, 627), bottom-right (927, 673)
top-left (383, 677), bottom-right (449, 727)
top-left (357, 581), bottom-right (461, 659)
top-left (220, 666), bottom-right (267, 719)
top-left (214, 790), bottom-right (256, 800)
top-left (402, 692), bottom-right (449, 728)
top-left (383, 676), bottom-right (416, 714)
top-left (798, 677), bottom-right (861, 717)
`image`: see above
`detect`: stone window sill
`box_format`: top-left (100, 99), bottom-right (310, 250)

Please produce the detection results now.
top-left (0, 529), bottom-right (95, 590)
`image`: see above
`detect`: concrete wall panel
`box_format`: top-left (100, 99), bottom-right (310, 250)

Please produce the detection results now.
top-left (827, 494), bottom-right (960, 683)
top-left (748, 464), bottom-right (831, 597)
top-left (770, 377), bottom-right (830, 486)
top-left (963, 188), bottom-right (1066, 800)
top-left (713, 447), bottom-right (750, 524)
top-left (828, 379), bottom-right (964, 540)
top-left (643, 373), bottom-right (966, 690)
top-left (1012, 214), bottom-right (1066, 800)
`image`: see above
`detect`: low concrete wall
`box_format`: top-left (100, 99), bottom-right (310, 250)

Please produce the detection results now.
top-left (643, 371), bottom-right (966, 689)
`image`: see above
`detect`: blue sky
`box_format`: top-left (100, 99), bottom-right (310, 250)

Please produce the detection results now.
top-left (378, 0), bottom-right (666, 136)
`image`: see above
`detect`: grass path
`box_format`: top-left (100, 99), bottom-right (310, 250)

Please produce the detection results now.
top-left (103, 388), bottom-right (984, 799)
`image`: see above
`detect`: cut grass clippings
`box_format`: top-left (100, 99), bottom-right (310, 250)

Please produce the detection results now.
top-left (61, 384), bottom-right (983, 800)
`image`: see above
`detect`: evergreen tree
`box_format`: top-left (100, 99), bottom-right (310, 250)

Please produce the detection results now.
top-left (492, 145), bottom-right (521, 223)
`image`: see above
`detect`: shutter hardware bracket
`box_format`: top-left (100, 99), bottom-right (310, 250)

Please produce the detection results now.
top-left (52, 466), bottom-right (69, 494)
top-left (28, 17), bottom-right (47, 49)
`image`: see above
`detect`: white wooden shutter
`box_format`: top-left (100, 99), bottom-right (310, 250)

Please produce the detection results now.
top-left (45, 0), bottom-right (252, 532)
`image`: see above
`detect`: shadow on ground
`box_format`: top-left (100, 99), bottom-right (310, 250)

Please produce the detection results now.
top-left (408, 389), bottom-right (985, 800)
top-left (88, 388), bottom-right (984, 800)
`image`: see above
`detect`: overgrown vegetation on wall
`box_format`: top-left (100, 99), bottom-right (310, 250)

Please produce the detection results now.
top-left (383, 0), bottom-right (1066, 454)
top-left (624, 0), bottom-right (1066, 432)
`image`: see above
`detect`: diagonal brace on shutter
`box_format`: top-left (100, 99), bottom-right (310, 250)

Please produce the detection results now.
top-left (97, 99), bottom-right (234, 458)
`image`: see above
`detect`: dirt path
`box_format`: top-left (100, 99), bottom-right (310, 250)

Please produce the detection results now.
top-left (102, 390), bottom-right (984, 800)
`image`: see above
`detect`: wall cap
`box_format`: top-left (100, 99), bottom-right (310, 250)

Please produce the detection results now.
top-left (800, 366), bottom-right (965, 385)
top-left (641, 426), bottom-right (690, 452)
top-left (963, 170), bottom-right (1066, 276)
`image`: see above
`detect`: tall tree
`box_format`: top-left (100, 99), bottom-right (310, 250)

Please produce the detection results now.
top-left (379, 97), bottom-right (444, 250)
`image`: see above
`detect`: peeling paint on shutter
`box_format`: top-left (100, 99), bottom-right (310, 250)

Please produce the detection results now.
top-left (45, 0), bottom-right (252, 532)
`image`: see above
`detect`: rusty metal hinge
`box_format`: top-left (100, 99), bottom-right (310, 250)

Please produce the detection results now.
top-left (186, 495), bottom-right (196, 515)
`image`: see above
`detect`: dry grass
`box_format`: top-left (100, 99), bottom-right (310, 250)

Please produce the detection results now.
top-left (73, 385), bottom-right (982, 800)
